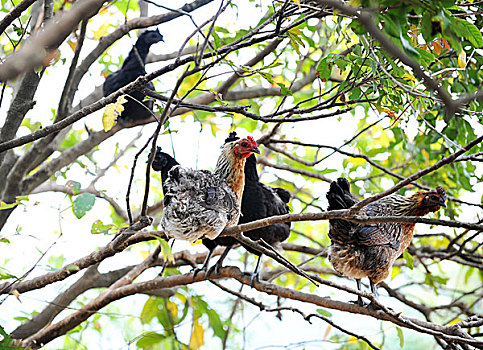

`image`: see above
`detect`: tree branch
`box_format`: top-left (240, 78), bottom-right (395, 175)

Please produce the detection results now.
top-left (0, 0), bottom-right (105, 81)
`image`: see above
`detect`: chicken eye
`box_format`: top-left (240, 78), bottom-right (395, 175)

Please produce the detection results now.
top-left (241, 142), bottom-right (248, 147)
top-left (430, 195), bottom-right (438, 200)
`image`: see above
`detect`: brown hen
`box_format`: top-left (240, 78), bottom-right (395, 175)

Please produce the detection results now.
top-left (326, 177), bottom-right (447, 305)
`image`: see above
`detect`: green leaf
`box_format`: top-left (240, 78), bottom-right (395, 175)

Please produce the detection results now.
top-left (349, 87), bottom-right (362, 100)
top-left (207, 308), bottom-right (225, 339)
top-left (316, 56), bottom-right (332, 82)
top-left (421, 12), bottom-right (432, 41)
top-left (384, 16), bottom-right (401, 38)
top-left (155, 237), bottom-right (175, 263)
top-left (316, 308), bottom-right (332, 317)
top-left (277, 83), bottom-right (292, 96)
top-left (288, 27), bottom-right (305, 57)
top-left (288, 32), bottom-right (301, 57)
top-left (454, 18), bottom-right (483, 48)
top-left (334, 58), bottom-right (349, 71)
top-left (0, 238), bottom-right (10, 244)
top-left (72, 193), bottom-right (96, 219)
top-left (141, 297), bottom-right (162, 324)
top-left (0, 268), bottom-right (16, 280)
top-left (259, 71), bottom-right (274, 85)
top-left (48, 254), bottom-right (65, 269)
top-left (16, 195), bottom-right (29, 202)
top-left (464, 267), bottom-right (475, 283)
top-left (396, 326), bottom-right (404, 347)
top-left (0, 201), bottom-right (17, 210)
top-left (403, 251), bottom-right (414, 270)
top-left (65, 264), bottom-right (80, 271)
top-left (66, 180), bottom-right (81, 195)
top-left (415, 47), bottom-right (435, 67)
top-left (136, 332), bottom-right (167, 348)
top-left (91, 220), bottom-right (116, 234)
top-left (0, 324), bottom-right (8, 338)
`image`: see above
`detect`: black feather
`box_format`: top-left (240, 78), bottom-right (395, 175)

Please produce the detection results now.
top-left (152, 147), bottom-right (179, 193)
top-left (103, 29), bottom-right (163, 125)
top-left (326, 177), bottom-right (358, 244)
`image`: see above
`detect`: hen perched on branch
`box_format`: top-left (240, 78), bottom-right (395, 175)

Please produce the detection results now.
top-left (152, 133), bottom-right (291, 283)
top-left (198, 132), bottom-right (291, 283)
top-left (159, 137), bottom-right (260, 242)
top-left (326, 177), bottom-right (447, 305)
top-left (103, 29), bottom-right (163, 125)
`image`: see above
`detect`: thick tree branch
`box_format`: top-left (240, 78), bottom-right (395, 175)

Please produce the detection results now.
top-left (0, 0), bottom-right (105, 81)
top-left (22, 267), bottom-right (482, 348)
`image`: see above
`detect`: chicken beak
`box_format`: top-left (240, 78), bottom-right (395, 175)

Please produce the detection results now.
top-left (440, 201), bottom-right (447, 208)
top-left (250, 146), bottom-right (261, 154)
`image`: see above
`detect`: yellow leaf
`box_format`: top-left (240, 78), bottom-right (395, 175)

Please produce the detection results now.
top-left (166, 301), bottom-right (178, 316)
top-left (139, 250), bottom-right (150, 260)
top-left (447, 318), bottom-right (463, 326)
top-left (92, 24), bottom-right (110, 41)
top-left (391, 266), bottom-right (401, 279)
top-left (458, 50), bottom-right (466, 68)
top-left (159, 239), bottom-right (175, 263)
top-left (382, 107), bottom-right (396, 119)
top-left (103, 95), bottom-right (127, 132)
top-left (273, 75), bottom-right (287, 85)
top-left (12, 289), bottom-right (21, 301)
top-left (290, 0), bottom-right (300, 8)
top-left (403, 73), bottom-right (416, 82)
top-left (288, 27), bottom-right (302, 36)
top-left (67, 39), bottom-right (77, 52)
top-left (421, 149), bottom-right (429, 161)
top-left (348, 336), bottom-right (358, 344)
top-left (323, 324), bottom-right (332, 340)
top-left (349, 157), bottom-right (365, 167)
top-left (189, 318), bottom-right (204, 350)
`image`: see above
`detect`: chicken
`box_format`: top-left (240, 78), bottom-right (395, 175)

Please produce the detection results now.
top-left (326, 177), bottom-right (447, 305)
top-left (103, 29), bottom-right (163, 125)
top-left (159, 137), bottom-right (260, 242)
top-left (198, 132), bottom-right (291, 283)
top-left (152, 133), bottom-right (291, 284)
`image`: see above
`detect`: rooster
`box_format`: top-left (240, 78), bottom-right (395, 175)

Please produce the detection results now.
top-left (159, 137), bottom-right (260, 242)
top-left (326, 177), bottom-right (447, 305)
top-left (103, 29), bottom-right (163, 125)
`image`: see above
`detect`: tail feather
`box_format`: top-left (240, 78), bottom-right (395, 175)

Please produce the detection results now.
top-left (327, 177), bottom-right (357, 210)
top-left (326, 177), bottom-right (358, 244)
top-left (274, 187), bottom-right (291, 204)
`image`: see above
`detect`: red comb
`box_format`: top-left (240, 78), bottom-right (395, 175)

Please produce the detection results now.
top-left (247, 136), bottom-right (257, 146)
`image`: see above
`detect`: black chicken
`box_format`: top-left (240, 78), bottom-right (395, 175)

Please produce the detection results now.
top-left (326, 177), bottom-right (446, 305)
top-left (152, 133), bottom-right (291, 284)
top-left (103, 29), bottom-right (163, 125)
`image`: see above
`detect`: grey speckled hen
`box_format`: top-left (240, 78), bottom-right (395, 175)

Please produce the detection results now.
top-left (160, 137), bottom-right (260, 242)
